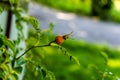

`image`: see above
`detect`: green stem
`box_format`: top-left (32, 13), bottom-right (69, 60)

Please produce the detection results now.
top-left (16, 44), bottom-right (50, 60)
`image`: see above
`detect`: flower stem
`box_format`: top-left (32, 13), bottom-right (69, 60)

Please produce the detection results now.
top-left (16, 44), bottom-right (50, 60)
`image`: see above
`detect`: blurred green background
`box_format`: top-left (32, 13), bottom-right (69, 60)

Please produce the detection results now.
top-left (34, 0), bottom-right (120, 22)
top-left (23, 29), bottom-right (120, 80)
top-left (24, 0), bottom-right (120, 80)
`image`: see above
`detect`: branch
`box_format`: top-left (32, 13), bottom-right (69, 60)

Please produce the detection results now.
top-left (16, 44), bottom-right (50, 60)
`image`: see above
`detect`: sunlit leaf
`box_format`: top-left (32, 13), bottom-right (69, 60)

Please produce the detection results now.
top-left (46, 71), bottom-right (56, 80)
top-left (3, 39), bottom-right (16, 53)
top-left (21, 16), bottom-right (39, 30)
top-left (72, 56), bottom-right (80, 66)
top-left (9, 0), bottom-right (16, 5)
top-left (0, 48), bottom-right (5, 56)
top-left (29, 16), bottom-right (39, 30)
top-left (0, 7), bottom-right (3, 14)
top-left (0, 64), bottom-right (9, 72)
top-left (11, 73), bottom-right (18, 80)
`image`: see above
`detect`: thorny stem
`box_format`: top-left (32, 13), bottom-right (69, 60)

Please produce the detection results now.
top-left (16, 44), bottom-right (50, 60)
top-left (16, 32), bottom-right (73, 60)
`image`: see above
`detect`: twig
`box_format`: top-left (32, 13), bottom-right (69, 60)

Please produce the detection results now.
top-left (16, 44), bottom-right (50, 60)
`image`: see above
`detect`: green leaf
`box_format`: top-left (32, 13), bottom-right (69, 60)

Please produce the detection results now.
top-left (0, 54), bottom-right (5, 64)
top-left (100, 52), bottom-right (108, 63)
top-left (28, 16), bottom-right (39, 30)
top-left (14, 66), bottom-right (23, 74)
top-left (0, 68), bottom-right (4, 79)
top-left (4, 39), bottom-right (16, 53)
top-left (9, 0), bottom-right (16, 5)
top-left (0, 7), bottom-right (3, 14)
top-left (36, 65), bottom-right (41, 71)
top-left (48, 22), bottom-right (54, 32)
top-left (0, 35), bottom-right (16, 53)
top-left (0, 64), bottom-right (9, 72)
top-left (21, 16), bottom-right (39, 30)
top-left (0, 25), bottom-right (3, 33)
top-left (11, 73), bottom-right (18, 80)
top-left (15, 58), bottom-right (26, 67)
top-left (0, 38), bottom-right (4, 47)
top-left (41, 68), bottom-right (46, 79)
top-left (46, 71), bottom-right (56, 80)
top-left (3, 51), bottom-right (11, 63)
top-left (16, 21), bottom-right (23, 31)
top-left (72, 56), bottom-right (80, 66)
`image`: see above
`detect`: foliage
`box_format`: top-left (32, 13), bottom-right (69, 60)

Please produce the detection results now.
top-left (0, 0), bottom-right (120, 80)
top-left (34, 0), bottom-right (91, 16)
top-left (91, 0), bottom-right (112, 19)
top-left (0, 0), bottom-right (79, 80)
top-left (34, 0), bottom-right (120, 22)
top-left (24, 28), bottom-right (120, 80)
top-left (0, 0), bottom-right (37, 79)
